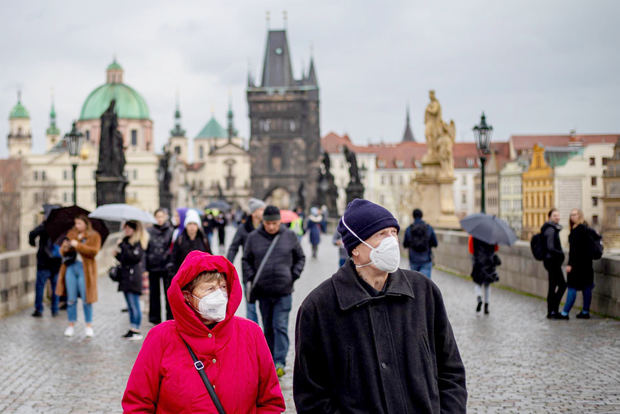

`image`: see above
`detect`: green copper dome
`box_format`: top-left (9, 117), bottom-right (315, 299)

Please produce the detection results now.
top-left (79, 83), bottom-right (149, 120)
top-left (107, 60), bottom-right (123, 71)
top-left (9, 100), bottom-right (30, 119)
top-left (196, 116), bottom-right (227, 139)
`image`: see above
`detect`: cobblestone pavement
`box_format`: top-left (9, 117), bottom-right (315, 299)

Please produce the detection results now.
top-left (1, 229), bottom-right (619, 413)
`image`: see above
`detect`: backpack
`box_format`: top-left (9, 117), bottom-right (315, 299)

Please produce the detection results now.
top-left (530, 233), bottom-right (546, 261)
top-left (409, 223), bottom-right (431, 253)
top-left (588, 228), bottom-right (603, 260)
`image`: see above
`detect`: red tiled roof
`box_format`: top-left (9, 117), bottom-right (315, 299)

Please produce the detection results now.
top-left (511, 134), bottom-right (620, 151)
top-left (185, 162), bottom-right (205, 172)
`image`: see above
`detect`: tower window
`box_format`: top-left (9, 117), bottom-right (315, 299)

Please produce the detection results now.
top-left (199, 146), bottom-right (204, 160)
top-left (131, 130), bottom-right (138, 146)
top-left (174, 146), bottom-right (181, 155)
top-left (589, 157), bottom-right (596, 166)
top-left (270, 145), bottom-right (283, 172)
top-left (86, 130), bottom-right (90, 141)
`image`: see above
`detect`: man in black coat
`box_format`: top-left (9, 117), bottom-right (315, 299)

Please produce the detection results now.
top-left (242, 205), bottom-right (305, 377)
top-left (227, 198), bottom-right (265, 323)
top-left (541, 208), bottom-right (567, 319)
top-left (29, 204), bottom-right (62, 317)
top-left (294, 199), bottom-right (467, 413)
top-left (145, 208), bottom-right (174, 324)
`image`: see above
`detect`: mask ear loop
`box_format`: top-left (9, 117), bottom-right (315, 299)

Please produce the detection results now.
top-left (341, 217), bottom-right (374, 268)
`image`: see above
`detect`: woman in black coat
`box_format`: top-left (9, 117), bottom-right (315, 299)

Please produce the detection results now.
top-left (559, 208), bottom-right (595, 319)
top-left (470, 236), bottom-right (499, 314)
top-left (115, 221), bottom-right (148, 340)
top-left (169, 210), bottom-right (212, 277)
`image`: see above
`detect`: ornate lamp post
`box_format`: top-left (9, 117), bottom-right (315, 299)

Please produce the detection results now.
top-left (65, 121), bottom-right (84, 205)
top-left (473, 113), bottom-right (493, 213)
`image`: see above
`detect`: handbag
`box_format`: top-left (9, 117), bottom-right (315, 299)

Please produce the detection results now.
top-left (108, 265), bottom-right (121, 282)
top-left (246, 234), bottom-right (281, 304)
top-left (181, 337), bottom-right (226, 414)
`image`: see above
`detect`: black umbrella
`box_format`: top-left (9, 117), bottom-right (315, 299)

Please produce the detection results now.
top-left (460, 213), bottom-right (517, 246)
top-left (45, 205), bottom-right (109, 245)
top-left (205, 200), bottom-right (231, 211)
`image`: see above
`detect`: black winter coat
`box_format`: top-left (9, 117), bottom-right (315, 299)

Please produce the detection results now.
top-left (29, 223), bottom-right (61, 273)
top-left (145, 223), bottom-right (173, 272)
top-left (471, 238), bottom-right (499, 285)
top-left (170, 228), bottom-right (211, 275)
top-left (242, 225), bottom-right (305, 298)
top-left (294, 260), bottom-right (467, 413)
top-left (542, 221), bottom-right (565, 264)
top-left (116, 237), bottom-right (145, 295)
top-left (567, 224), bottom-right (595, 290)
top-left (226, 218), bottom-right (255, 262)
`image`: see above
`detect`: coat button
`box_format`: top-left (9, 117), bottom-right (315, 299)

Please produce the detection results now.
top-left (212, 358), bottom-right (217, 364)
top-left (208, 333), bottom-right (212, 338)
top-left (381, 362), bottom-right (388, 369)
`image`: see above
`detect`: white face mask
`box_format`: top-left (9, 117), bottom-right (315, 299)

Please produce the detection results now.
top-left (341, 218), bottom-right (401, 273)
top-left (192, 289), bottom-right (228, 322)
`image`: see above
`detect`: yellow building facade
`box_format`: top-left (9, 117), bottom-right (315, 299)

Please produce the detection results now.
top-left (522, 144), bottom-right (554, 239)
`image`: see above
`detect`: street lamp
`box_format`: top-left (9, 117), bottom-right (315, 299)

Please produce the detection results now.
top-left (473, 112), bottom-right (493, 214)
top-left (65, 121), bottom-right (84, 205)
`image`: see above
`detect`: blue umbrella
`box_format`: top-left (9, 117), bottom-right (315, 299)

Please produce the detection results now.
top-left (460, 213), bottom-right (517, 246)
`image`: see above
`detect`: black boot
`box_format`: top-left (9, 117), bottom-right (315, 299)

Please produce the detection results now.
top-left (476, 297), bottom-right (482, 312)
top-left (484, 303), bottom-right (489, 315)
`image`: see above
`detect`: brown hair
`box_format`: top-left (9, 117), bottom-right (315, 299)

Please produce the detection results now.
top-left (75, 214), bottom-right (92, 231)
top-left (569, 208), bottom-right (587, 231)
top-left (182, 271), bottom-right (226, 293)
top-left (548, 208), bottom-right (558, 219)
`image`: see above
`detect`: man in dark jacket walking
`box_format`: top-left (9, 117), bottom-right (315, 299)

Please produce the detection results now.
top-left (542, 208), bottom-right (567, 319)
top-left (294, 199), bottom-right (467, 413)
top-left (227, 198), bottom-right (265, 323)
top-left (403, 208), bottom-right (438, 278)
top-left (145, 208), bottom-right (174, 324)
top-left (242, 205), bottom-right (305, 377)
top-left (29, 204), bottom-right (62, 317)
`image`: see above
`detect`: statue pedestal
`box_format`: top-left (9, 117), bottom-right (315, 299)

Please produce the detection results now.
top-left (414, 160), bottom-right (460, 229)
top-left (96, 174), bottom-right (128, 206)
top-left (346, 182), bottom-right (365, 206)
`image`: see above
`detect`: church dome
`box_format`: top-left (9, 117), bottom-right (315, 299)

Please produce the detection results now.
top-left (79, 60), bottom-right (150, 121)
top-left (9, 98), bottom-right (30, 119)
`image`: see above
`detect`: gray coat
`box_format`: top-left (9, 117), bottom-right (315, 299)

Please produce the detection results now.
top-left (294, 260), bottom-right (467, 413)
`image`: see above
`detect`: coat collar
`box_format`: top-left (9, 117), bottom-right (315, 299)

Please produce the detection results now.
top-left (332, 260), bottom-right (415, 311)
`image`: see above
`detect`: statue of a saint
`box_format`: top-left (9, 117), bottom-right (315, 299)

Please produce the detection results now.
top-left (343, 146), bottom-right (360, 184)
top-left (423, 90), bottom-right (456, 176)
top-left (97, 100), bottom-right (126, 178)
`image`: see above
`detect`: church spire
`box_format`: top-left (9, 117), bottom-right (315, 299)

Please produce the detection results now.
top-left (402, 105), bottom-right (415, 142)
top-left (170, 95), bottom-right (186, 137)
top-left (46, 93), bottom-right (60, 136)
top-left (227, 92), bottom-right (235, 141)
top-left (307, 54), bottom-right (318, 86)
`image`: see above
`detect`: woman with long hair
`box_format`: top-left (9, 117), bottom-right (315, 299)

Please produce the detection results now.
top-left (558, 208), bottom-right (595, 320)
top-left (116, 220), bottom-right (150, 339)
top-left (56, 215), bottom-right (102, 337)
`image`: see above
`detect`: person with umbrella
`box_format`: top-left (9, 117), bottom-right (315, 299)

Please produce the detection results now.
top-left (56, 215), bottom-right (102, 337)
top-left (460, 213), bottom-right (516, 315)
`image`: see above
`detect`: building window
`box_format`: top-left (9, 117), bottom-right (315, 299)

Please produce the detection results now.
top-left (42, 171), bottom-right (46, 181)
top-left (133, 170), bottom-right (138, 180)
top-left (33, 171), bottom-right (38, 181)
top-left (461, 193), bottom-right (467, 204)
top-left (270, 145), bottom-right (283, 172)
top-left (592, 196), bottom-right (598, 207)
top-left (591, 176), bottom-right (597, 186)
top-left (592, 215), bottom-right (599, 226)
top-left (462, 175), bottom-right (467, 185)
top-left (63, 170), bottom-right (68, 180)
top-left (381, 175), bottom-right (385, 185)
top-left (199, 146), bottom-right (204, 160)
top-left (603, 157), bottom-right (610, 166)
top-left (399, 175), bottom-right (403, 185)
top-left (63, 192), bottom-right (68, 203)
top-left (130, 129), bottom-right (138, 146)
top-left (589, 157), bottom-right (596, 166)
top-left (174, 146), bottom-right (181, 155)
top-left (85, 130), bottom-right (90, 141)
top-left (389, 176), bottom-right (393, 185)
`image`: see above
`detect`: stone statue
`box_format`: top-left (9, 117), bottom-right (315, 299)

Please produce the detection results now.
top-left (423, 90), bottom-right (456, 176)
top-left (297, 182), bottom-right (306, 211)
top-left (96, 99), bottom-right (127, 206)
top-left (314, 152), bottom-right (339, 217)
top-left (158, 149), bottom-right (173, 211)
top-left (343, 146), bottom-right (364, 205)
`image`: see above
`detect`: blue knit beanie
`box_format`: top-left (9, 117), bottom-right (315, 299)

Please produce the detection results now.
top-left (337, 199), bottom-right (400, 255)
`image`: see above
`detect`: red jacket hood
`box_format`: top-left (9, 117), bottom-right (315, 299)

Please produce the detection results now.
top-left (167, 250), bottom-right (242, 338)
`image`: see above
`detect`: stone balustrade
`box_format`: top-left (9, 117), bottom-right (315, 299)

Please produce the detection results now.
top-left (433, 229), bottom-right (620, 318)
top-left (0, 233), bottom-right (121, 318)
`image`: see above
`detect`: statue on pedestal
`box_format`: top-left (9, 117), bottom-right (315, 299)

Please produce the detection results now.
top-left (158, 148), bottom-right (173, 211)
top-left (314, 152), bottom-right (339, 217)
top-left (343, 146), bottom-right (364, 205)
top-left (423, 90), bottom-right (456, 177)
top-left (96, 100), bottom-right (127, 206)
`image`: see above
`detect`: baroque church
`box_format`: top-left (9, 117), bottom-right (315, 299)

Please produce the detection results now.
top-left (247, 27), bottom-right (320, 209)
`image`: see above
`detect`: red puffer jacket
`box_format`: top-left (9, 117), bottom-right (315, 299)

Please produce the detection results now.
top-left (122, 251), bottom-right (285, 413)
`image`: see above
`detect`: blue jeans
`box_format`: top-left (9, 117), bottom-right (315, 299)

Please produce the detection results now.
top-left (35, 269), bottom-right (59, 314)
top-left (563, 286), bottom-right (593, 315)
top-left (259, 294), bottom-right (292, 367)
top-left (65, 262), bottom-right (92, 323)
top-left (246, 302), bottom-right (259, 324)
top-left (124, 292), bottom-right (141, 330)
top-left (410, 261), bottom-right (433, 279)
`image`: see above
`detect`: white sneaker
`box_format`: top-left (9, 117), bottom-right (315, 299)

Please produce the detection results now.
top-left (85, 326), bottom-right (94, 337)
top-left (64, 326), bottom-right (74, 337)
top-left (128, 332), bottom-right (143, 341)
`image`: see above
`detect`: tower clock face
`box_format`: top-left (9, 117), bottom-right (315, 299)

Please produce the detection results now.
top-left (275, 47), bottom-right (283, 55)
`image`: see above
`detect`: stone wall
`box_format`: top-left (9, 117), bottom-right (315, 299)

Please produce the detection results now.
top-left (0, 233), bottom-right (121, 318)
top-left (433, 229), bottom-right (620, 318)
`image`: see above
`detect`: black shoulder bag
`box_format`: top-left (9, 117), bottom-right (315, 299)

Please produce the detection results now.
top-left (181, 337), bottom-right (226, 414)
top-left (246, 234), bottom-right (281, 304)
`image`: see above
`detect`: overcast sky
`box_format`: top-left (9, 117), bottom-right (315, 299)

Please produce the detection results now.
top-left (1, 0), bottom-right (619, 158)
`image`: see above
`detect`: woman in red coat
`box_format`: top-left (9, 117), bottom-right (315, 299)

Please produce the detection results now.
top-left (122, 251), bottom-right (286, 413)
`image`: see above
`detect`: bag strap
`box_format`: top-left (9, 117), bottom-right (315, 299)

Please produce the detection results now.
top-left (246, 234), bottom-right (281, 301)
top-left (181, 337), bottom-right (226, 414)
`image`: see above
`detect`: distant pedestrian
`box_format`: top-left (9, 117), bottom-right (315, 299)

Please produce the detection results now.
top-left (145, 208), bottom-right (174, 325)
top-left (202, 210), bottom-right (217, 247)
top-left (122, 252), bottom-right (286, 413)
top-left (559, 209), bottom-right (597, 320)
top-left (403, 208), bottom-right (438, 278)
top-left (469, 236), bottom-right (499, 314)
top-left (226, 197), bottom-right (265, 323)
top-left (116, 221), bottom-right (149, 340)
top-left (294, 199), bottom-right (467, 412)
top-left (242, 205), bottom-right (306, 377)
top-left (332, 230), bottom-right (348, 267)
top-left (216, 213), bottom-right (227, 254)
top-left (29, 204), bottom-right (62, 318)
top-left (542, 208), bottom-right (567, 319)
top-left (305, 207), bottom-right (324, 258)
top-left (169, 210), bottom-right (211, 278)
top-left (170, 208), bottom-right (187, 244)
top-left (56, 215), bottom-right (101, 338)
